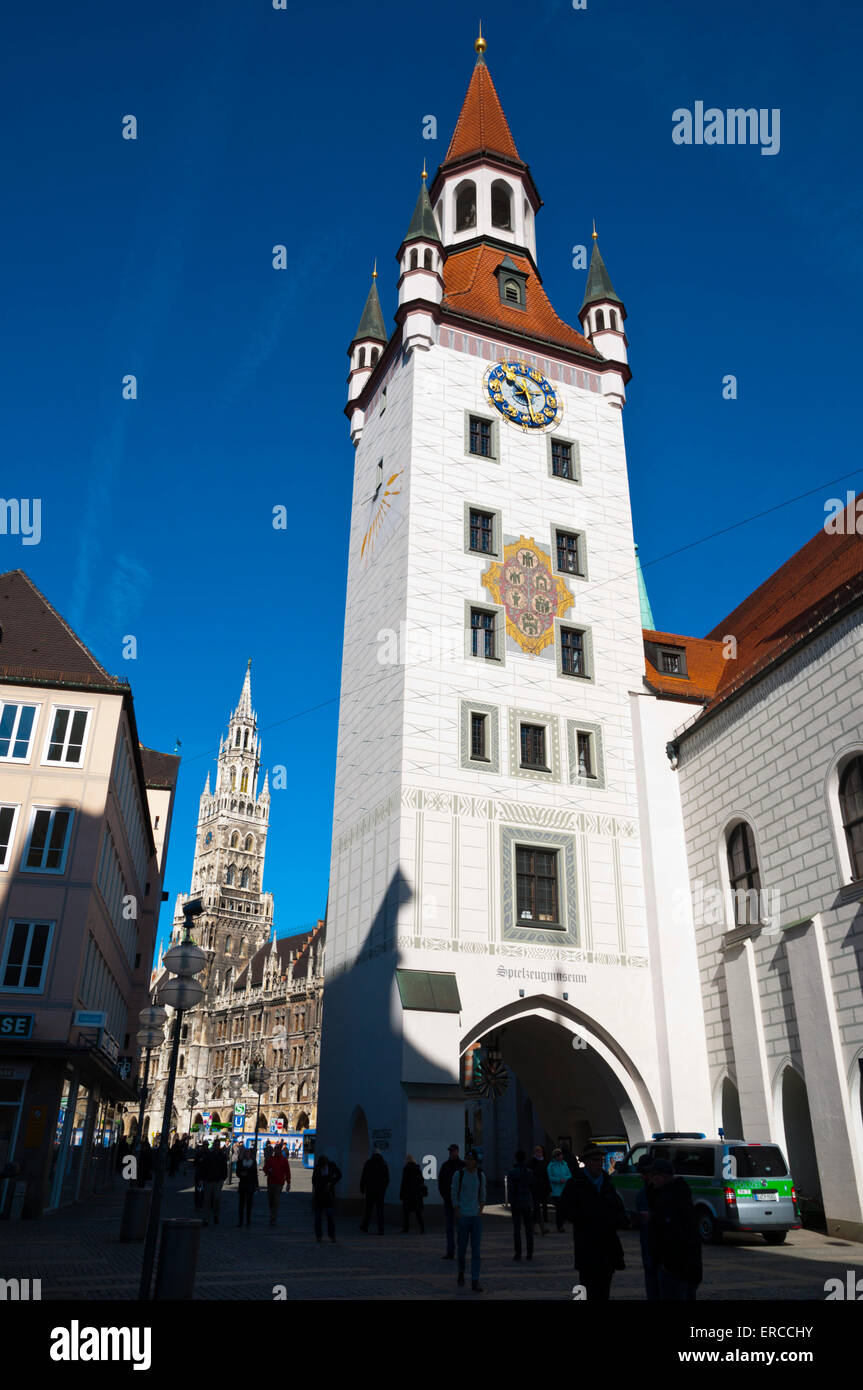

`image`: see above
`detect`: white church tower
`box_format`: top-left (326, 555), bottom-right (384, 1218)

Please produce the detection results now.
top-left (319, 34), bottom-right (711, 1187)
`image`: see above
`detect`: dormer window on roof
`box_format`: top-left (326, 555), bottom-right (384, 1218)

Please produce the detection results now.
top-left (494, 255), bottom-right (527, 310)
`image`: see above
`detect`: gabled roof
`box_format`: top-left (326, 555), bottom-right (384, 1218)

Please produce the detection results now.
top-left (442, 245), bottom-right (600, 358)
top-left (703, 495), bottom-right (863, 707)
top-left (444, 57), bottom-right (521, 165)
top-left (139, 745), bottom-right (180, 789)
top-left (0, 569), bottom-right (118, 687)
top-left (233, 928), bottom-right (317, 991)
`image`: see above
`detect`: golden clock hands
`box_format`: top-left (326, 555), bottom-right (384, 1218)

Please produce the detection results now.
top-left (503, 364), bottom-right (536, 418)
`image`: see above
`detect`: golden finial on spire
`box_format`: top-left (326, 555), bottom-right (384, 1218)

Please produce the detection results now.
top-left (475, 21), bottom-right (487, 55)
top-left (592, 219), bottom-right (598, 241)
top-left (422, 158), bottom-right (427, 181)
top-left (372, 258), bottom-right (377, 279)
top-left (247, 657), bottom-right (252, 669)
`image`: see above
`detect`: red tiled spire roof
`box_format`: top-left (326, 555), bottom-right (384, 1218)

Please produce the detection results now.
top-left (442, 245), bottom-right (600, 357)
top-left (444, 58), bottom-right (521, 165)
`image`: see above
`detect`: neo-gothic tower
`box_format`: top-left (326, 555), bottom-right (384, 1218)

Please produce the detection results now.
top-left (168, 661), bottom-right (273, 985)
top-left (319, 35), bottom-right (711, 1187)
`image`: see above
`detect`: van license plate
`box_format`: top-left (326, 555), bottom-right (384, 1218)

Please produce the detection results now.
top-left (755, 1191), bottom-right (778, 1201)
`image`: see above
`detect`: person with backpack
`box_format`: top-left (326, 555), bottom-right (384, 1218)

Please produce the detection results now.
top-left (311, 1153), bottom-right (342, 1242)
top-left (399, 1154), bottom-right (426, 1233)
top-left (236, 1143), bottom-right (259, 1227)
top-left (203, 1139), bottom-right (228, 1224)
top-left (505, 1150), bottom-right (535, 1261)
top-left (453, 1150), bottom-right (486, 1292)
top-left (646, 1158), bottom-right (703, 1300)
top-left (359, 1149), bottom-right (390, 1234)
top-left (547, 1148), bottom-right (572, 1232)
top-left (263, 1139), bottom-right (291, 1226)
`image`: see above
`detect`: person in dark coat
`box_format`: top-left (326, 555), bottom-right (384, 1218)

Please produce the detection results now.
top-left (202, 1140), bottom-right (228, 1224)
top-left (559, 1146), bottom-right (628, 1300)
top-left (359, 1150), bottom-right (390, 1234)
top-left (312, 1154), bottom-right (342, 1242)
top-left (505, 1150), bottom-right (535, 1260)
top-left (438, 1144), bottom-right (464, 1260)
top-left (168, 1138), bottom-right (183, 1177)
top-left (399, 1155), bottom-right (426, 1233)
top-left (528, 1146), bottom-right (551, 1234)
top-left (236, 1144), bottom-right (258, 1227)
top-left (647, 1158), bottom-right (703, 1300)
top-left (634, 1154), bottom-right (659, 1300)
top-left (193, 1142), bottom-right (207, 1209)
top-left (135, 1139), bottom-right (154, 1188)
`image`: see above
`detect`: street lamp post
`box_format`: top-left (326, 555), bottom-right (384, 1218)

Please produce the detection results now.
top-left (249, 1054), bottom-right (270, 1160)
top-left (139, 900), bottom-right (206, 1302)
top-left (135, 1005), bottom-right (168, 1144)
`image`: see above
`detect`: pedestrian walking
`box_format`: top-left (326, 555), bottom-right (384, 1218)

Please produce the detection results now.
top-left (135, 1138), bottom-right (154, 1188)
top-left (203, 1139), bottom-right (228, 1224)
top-left (647, 1158), bottom-right (702, 1300)
top-left (399, 1155), bottom-right (426, 1233)
top-left (634, 1154), bottom-right (659, 1300)
top-left (312, 1154), bottom-right (342, 1242)
top-left (528, 1145), bottom-right (551, 1234)
top-left (193, 1142), bottom-right (207, 1210)
top-left (453, 1150), bottom-right (486, 1292)
top-left (559, 1146), bottom-right (628, 1301)
top-left (263, 1140), bottom-right (291, 1226)
top-left (547, 1148), bottom-right (572, 1232)
top-left (438, 1144), bottom-right (464, 1260)
top-left (359, 1149), bottom-right (389, 1234)
top-left (505, 1150), bottom-right (535, 1261)
top-left (168, 1137), bottom-right (183, 1177)
top-left (236, 1144), bottom-right (258, 1227)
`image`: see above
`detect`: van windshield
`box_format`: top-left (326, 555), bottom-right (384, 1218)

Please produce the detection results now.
top-left (729, 1146), bottom-right (788, 1178)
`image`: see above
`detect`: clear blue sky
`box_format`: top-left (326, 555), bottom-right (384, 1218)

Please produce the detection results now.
top-left (2, 0), bottom-right (860, 960)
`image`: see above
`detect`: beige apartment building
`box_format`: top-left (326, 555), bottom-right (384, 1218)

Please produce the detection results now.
top-left (0, 570), bottom-right (178, 1218)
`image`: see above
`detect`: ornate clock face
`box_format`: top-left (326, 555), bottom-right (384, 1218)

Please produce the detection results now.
top-left (484, 360), bottom-right (562, 431)
top-left (205, 831), bottom-right (213, 846)
top-left (360, 469), bottom-right (403, 561)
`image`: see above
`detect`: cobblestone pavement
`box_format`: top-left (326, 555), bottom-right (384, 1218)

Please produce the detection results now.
top-left (3, 1169), bottom-right (862, 1301)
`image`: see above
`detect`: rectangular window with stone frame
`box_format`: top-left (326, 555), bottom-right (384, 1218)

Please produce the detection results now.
top-left (515, 846), bottom-right (560, 925)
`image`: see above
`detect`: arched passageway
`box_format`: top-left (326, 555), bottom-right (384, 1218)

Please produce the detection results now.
top-left (781, 1066), bottom-right (821, 1204)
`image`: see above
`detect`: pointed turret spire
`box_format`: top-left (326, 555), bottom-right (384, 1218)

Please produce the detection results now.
top-left (402, 176), bottom-right (442, 246)
top-left (203, 771), bottom-right (211, 795)
top-left (581, 230), bottom-right (623, 311)
top-left (635, 544), bottom-right (655, 630)
top-left (443, 31), bottom-right (520, 163)
top-left (352, 271), bottom-right (387, 346)
top-left (261, 770), bottom-right (270, 796)
top-left (235, 658), bottom-right (253, 719)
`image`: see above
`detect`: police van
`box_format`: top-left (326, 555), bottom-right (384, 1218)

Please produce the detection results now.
top-left (611, 1133), bottom-right (800, 1244)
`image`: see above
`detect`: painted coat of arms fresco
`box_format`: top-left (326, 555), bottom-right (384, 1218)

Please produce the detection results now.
top-left (482, 536), bottom-right (573, 655)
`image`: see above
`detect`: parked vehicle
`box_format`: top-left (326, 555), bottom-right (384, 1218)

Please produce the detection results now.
top-left (612, 1132), bottom-right (800, 1244)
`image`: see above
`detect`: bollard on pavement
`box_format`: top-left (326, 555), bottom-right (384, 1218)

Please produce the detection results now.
top-left (119, 1186), bottom-right (151, 1242)
top-left (154, 1217), bottom-right (205, 1299)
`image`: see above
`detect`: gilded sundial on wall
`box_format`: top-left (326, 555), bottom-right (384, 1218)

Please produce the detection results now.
top-left (360, 469), bottom-right (404, 560)
top-left (482, 536), bottom-right (572, 655)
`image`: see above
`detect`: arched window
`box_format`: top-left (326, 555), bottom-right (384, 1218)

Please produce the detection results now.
top-left (240, 769), bottom-right (249, 793)
top-left (241, 868), bottom-right (250, 888)
top-left (609, 309), bottom-right (618, 330)
top-left (423, 248), bottom-right (432, 270)
top-left (455, 180), bottom-right (477, 232)
top-left (230, 769), bottom-right (236, 790)
top-left (726, 822), bottom-right (761, 926)
top-left (358, 346), bottom-right (366, 367)
top-left (243, 730), bottom-right (249, 748)
top-left (839, 756), bottom-right (863, 879)
top-left (491, 179), bottom-right (512, 230)
top-left (504, 279), bottom-right (520, 304)
top-left (238, 802), bottom-right (245, 815)
top-left (409, 248), bottom-right (418, 270)
top-left (230, 831), bottom-right (239, 848)
top-left (225, 935), bottom-right (232, 954)
top-left (179, 1054), bottom-right (185, 1073)
top-left (371, 347), bottom-right (379, 364)
top-left (226, 865), bottom-right (235, 886)
top-left (235, 728), bottom-right (240, 746)
top-left (595, 309), bottom-right (605, 330)
top-left (244, 835), bottom-right (254, 851)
